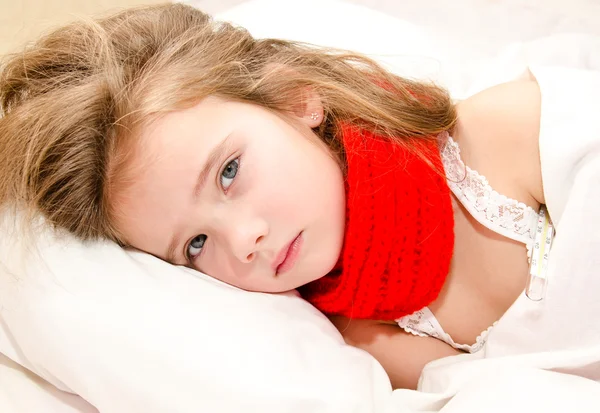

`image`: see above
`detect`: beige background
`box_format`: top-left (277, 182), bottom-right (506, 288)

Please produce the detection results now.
top-left (0, 0), bottom-right (169, 55)
top-left (0, 0), bottom-right (249, 56)
top-left (0, 0), bottom-right (232, 56)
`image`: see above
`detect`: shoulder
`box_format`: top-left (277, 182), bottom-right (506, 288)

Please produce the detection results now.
top-left (452, 74), bottom-right (544, 206)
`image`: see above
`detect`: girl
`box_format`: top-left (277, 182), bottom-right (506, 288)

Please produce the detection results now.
top-left (0, 3), bottom-right (547, 389)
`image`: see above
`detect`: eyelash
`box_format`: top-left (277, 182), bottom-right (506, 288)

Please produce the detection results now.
top-left (219, 156), bottom-right (241, 193)
top-left (186, 234), bottom-right (206, 262)
top-left (185, 155), bottom-right (241, 263)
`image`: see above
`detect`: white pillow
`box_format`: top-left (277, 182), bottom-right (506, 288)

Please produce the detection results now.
top-left (0, 216), bottom-right (392, 412)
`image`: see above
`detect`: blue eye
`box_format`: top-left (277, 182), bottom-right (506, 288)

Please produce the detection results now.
top-left (220, 158), bottom-right (239, 190)
top-left (187, 234), bottom-right (206, 260)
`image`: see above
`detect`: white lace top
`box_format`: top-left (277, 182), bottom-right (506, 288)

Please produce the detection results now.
top-left (395, 133), bottom-right (540, 353)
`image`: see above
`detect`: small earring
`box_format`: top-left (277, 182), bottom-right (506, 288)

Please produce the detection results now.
top-left (309, 112), bottom-right (319, 121)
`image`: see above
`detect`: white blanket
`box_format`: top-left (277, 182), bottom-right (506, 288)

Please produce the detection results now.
top-left (379, 62), bottom-right (600, 413)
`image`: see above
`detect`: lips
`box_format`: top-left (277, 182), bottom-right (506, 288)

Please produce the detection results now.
top-left (273, 232), bottom-right (303, 275)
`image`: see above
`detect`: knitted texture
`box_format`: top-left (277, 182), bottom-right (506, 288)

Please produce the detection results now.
top-left (300, 125), bottom-right (454, 320)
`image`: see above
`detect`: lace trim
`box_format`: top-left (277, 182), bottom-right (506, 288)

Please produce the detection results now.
top-left (395, 134), bottom-right (542, 353)
top-left (441, 133), bottom-right (538, 246)
top-left (396, 307), bottom-right (496, 353)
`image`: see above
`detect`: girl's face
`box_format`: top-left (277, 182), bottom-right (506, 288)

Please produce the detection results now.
top-left (116, 96), bottom-right (346, 292)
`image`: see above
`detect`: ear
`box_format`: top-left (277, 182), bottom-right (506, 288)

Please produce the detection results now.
top-left (294, 87), bottom-right (324, 128)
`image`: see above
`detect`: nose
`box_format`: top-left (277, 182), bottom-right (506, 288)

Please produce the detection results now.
top-left (220, 213), bottom-right (268, 263)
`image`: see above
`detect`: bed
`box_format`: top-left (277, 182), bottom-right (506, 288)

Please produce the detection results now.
top-left (1, 0), bottom-right (600, 412)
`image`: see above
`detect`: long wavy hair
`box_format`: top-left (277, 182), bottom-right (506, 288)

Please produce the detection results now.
top-left (0, 3), bottom-right (456, 243)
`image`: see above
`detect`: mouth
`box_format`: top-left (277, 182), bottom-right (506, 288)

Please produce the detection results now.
top-left (273, 232), bottom-right (303, 275)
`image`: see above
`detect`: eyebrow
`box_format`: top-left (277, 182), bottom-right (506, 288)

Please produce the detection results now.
top-left (164, 133), bottom-right (234, 264)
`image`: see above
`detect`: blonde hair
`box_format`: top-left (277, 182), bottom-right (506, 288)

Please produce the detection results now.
top-left (0, 3), bottom-right (456, 244)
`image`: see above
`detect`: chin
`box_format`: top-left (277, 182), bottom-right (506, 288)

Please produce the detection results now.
top-left (305, 258), bottom-right (339, 285)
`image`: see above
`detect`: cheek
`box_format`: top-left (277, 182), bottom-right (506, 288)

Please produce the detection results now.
top-left (199, 247), bottom-right (244, 285)
top-left (261, 169), bottom-right (313, 217)
top-left (200, 250), bottom-right (275, 292)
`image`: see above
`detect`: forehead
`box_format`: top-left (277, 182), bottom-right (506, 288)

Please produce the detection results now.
top-left (113, 98), bottom-right (229, 247)
top-left (145, 97), bottom-right (226, 143)
top-left (131, 96), bottom-right (238, 176)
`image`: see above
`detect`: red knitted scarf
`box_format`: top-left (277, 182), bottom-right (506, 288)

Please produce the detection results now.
top-left (299, 125), bottom-right (454, 320)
